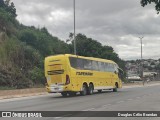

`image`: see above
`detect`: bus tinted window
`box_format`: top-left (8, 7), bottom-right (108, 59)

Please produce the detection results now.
top-left (104, 63), bottom-right (109, 72)
top-left (107, 63), bottom-right (112, 72)
top-left (69, 57), bottom-right (116, 72)
top-left (77, 58), bottom-right (84, 69)
top-left (109, 63), bottom-right (115, 72)
top-left (104, 63), bottom-right (114, 72)
top-left (69, 57), bottom-right (77, 68)
top-left (98, 62), bottom-right (105, 71)
top-left (69, 57), bottom-right (84, 69)
top-left (114, 64), bottom-right (118, 73)
top-left (92, 61), bottom-right (99, 71)
top-left (84, 59), bottom-right (92, 70)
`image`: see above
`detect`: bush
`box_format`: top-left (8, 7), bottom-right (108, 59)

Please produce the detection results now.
top-left (28, 67), bottom-right (45, 85)
top-left (0, 36), bottom-right (44, 89)
top-left (0, 65), bottom-right (33, 89)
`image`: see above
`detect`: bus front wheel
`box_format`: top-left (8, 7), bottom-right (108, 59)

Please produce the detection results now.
top-left (80, 85), bottom-right (87, 96)
top-left (113, 83), bottom-right (118, 92)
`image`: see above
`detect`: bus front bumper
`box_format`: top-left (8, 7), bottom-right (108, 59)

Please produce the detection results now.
top-left (46, 84), bottom-right (65, 93)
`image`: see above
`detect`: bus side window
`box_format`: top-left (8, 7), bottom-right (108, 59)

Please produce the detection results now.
top-left (98, 62), bottom-right (105, 71)
top-left (69, 57), bottom-right (77, 69)
top-left (108, 63), bottom-right (114, 72)
top-left (114, 64), bottom-right (118, 74)
top-left (84, 59), bottom-right (92, 70)
top-left (77, 58), bottom-right (84, 69)
top-left (104, 63), bottom-right (109, 72)
top-left (108, 63), bottom-right (112, 72)
top-left (92, 61), bottom-right (99, 71)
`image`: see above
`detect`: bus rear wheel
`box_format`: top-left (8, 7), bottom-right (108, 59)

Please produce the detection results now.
top-left (80, 85), bottom-right (87, 96)
top-left (88, 84), bottom-right (94, 95)
top-left (61, 92), bottom-right (68, 97)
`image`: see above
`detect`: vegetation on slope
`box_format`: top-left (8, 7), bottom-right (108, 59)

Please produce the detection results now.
top-left (0, 0), bottom-right (125, 89)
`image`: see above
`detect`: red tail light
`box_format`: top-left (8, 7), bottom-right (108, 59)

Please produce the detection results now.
top-left (65, 74), bottom-right (70, 85)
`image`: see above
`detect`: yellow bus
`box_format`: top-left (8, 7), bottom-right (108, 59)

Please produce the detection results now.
top-left (45, 54), bottom-right (123, 97)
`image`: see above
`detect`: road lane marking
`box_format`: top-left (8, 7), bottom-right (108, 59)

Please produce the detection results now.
top-left (102, 105), bottom-right (108, 107)
top-left (116, 101), bottom-right (124, 103)
top-left (127, 99), bottom-right (133, 101)
top-left (136, 97), bottom-right (141, 99)
top-left (142, 95), bottom-right (147, 97)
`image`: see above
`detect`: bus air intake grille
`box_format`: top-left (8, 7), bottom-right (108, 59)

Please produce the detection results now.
top-left (47, 70), bottom-right (64, 75)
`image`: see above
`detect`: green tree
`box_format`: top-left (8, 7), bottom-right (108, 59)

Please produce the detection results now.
top-left (68, 33), bottom-right (125, 73)
top-left (141, 0), bottom-right (160, 13)
top-left (0, 0), bottom-right (126, 88)
top-left (0, 0), bottom-right (5, 7)
top-left (156, 63), bottom-right (160, 70)
top-left (72, 33), bottom-right (102, 57)
top-left (151, 62), bottom-right (155, 65)
top-left (4, 0), bottom-right (17, 17)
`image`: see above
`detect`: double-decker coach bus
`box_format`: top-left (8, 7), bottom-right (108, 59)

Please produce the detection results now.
top-left (45, 54), bottom-right (123, 97)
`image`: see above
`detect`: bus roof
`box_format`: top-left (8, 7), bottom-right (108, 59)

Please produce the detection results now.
top-left (65, 54), bottom-right (116, 64)
top-left (45, 54), bottom-right (116, 64)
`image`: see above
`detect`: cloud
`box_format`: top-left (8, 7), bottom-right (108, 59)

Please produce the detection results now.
top-left (12, 0), bottom-right (160, 60)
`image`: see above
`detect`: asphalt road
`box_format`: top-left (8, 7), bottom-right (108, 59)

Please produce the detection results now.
top-left (0, 83), bottom-right (160, 120)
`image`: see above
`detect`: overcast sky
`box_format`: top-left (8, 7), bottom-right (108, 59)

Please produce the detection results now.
top-left (12, 0), bottom-right (160, 60)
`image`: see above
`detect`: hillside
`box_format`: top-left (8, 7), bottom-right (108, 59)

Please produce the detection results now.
top-left (0, 0), bottom-right (125, 89)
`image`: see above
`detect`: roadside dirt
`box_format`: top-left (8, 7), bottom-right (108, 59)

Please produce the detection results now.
top-left (0, 88), bottom-right (47, 100)
top-left (0, 81), bottom-right (160, 100)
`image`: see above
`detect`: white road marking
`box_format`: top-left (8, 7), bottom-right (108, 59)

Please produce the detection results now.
top-left (127, 98), bottom-right (133, 101)
top-left (136, 97), bottom-right (141, 99)
top-left (116, 101), bottom-right (124, 103)
top-left (102, 105), bottom-right (108, 107)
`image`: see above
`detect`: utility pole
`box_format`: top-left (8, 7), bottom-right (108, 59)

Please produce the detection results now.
top-left (139, 37), bottom-right (144, 85)
top-left (73, 0), bottom-right (76, 55)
